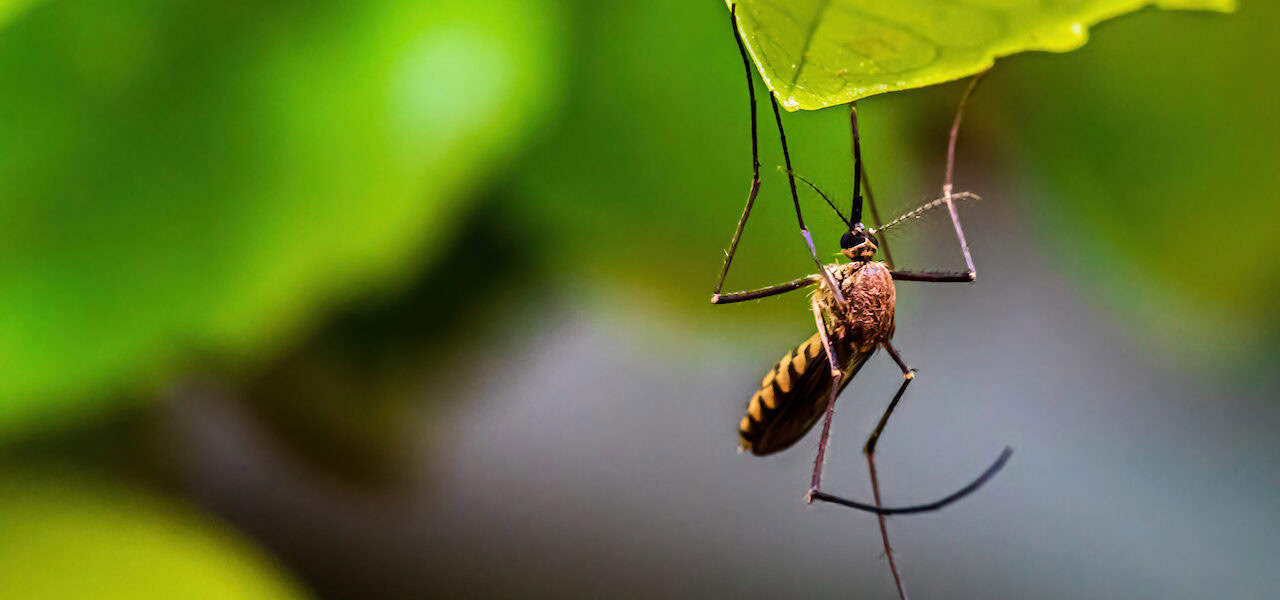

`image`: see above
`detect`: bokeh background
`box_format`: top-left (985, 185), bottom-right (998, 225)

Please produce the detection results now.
top-left (2, 1), bottom-right (1277, 598)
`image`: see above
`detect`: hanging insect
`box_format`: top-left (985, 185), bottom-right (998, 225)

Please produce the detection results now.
top-left (713, 6), bottom-right (1012, 598)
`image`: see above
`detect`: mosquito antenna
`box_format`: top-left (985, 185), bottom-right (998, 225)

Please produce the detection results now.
top-left (872, 191), bottom-right (981, 234)
top-left (787, 169), bottom-right (851, 228)
top-left (850, 102), bottom-right (864, 225)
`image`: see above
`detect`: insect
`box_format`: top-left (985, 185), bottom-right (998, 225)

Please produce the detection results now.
top-left (714, 6), bottom-right (1012, 598)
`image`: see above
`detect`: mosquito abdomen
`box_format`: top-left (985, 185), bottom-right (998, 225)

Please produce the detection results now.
top-left (738, 332), bottom-right (868, 456)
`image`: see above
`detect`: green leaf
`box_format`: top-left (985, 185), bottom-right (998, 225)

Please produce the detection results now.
top-left (0, 0), bottom-right (41, 30)
top-left (728, 0), bottom-right (1236, 111)
top-left (0, 0), bottom-right (560, 438)
top-left (0, 472), bottom-right (306, 599)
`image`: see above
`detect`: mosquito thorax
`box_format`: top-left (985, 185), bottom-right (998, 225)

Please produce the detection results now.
top-left (839, 224), bottom-right (878, 261)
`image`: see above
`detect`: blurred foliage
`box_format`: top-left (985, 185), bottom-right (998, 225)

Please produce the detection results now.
top-left (730, 0), bottom-right (1235, 110)
top-left (995, 1), bottom-right (1278, 357)
top-left (0, 0), bottom-right (561, 438)
top-left (0, 471), bottom-right (305, 599)
top-left (238, 195), bottom-right (547, 484)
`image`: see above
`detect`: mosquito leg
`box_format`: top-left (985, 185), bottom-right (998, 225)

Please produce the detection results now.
top-left (712, 275), bottom-right (818, 304)
top-left (811, 299), bottom-right (841, 378)
top-left (866, 453), bottom-right (908, 600)
top-left (807, 368), bottom-right (842, 502)
top-left (943, 73), bottom-right (986, 200)
top-left (941, 73), bottom-right (987, 278)
top-left (711, 5), bottom-right (763, 299)
top-left (851, 103), bottom-right (896, 270)
top-left (803, 339), bottom-right (1014, 515)
top-left (891, 270), bottom-right (974, 283)
top-left (869, 78), bottom-right (989, 284)
top-left (865, 340), bottom-right (916, 456)
top-left (805, 308), bottom-right (844, 501)
top-left (863, 340), bottom-right (917, 600)
top-left (770, 93), bottom-right (846, 306)
top-left (808, 449), bottom-right (1011, 515)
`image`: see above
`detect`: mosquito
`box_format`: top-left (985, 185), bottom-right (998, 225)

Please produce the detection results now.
top-left (713, 6), bottom-right (1012, 598)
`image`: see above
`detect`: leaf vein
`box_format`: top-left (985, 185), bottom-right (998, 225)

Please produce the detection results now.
top-left (785, 0), bottom-right (833, 104)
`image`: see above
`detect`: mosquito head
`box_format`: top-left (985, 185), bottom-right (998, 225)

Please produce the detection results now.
top-left (840, 223), bottom-right (878, 261)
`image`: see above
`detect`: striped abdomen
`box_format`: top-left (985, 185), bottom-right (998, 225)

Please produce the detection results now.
top-left (738, 332), bottom-right (874, 456)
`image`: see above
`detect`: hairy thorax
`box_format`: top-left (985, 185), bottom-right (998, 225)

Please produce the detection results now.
top-left (814, 261), bottom-right (896, 352)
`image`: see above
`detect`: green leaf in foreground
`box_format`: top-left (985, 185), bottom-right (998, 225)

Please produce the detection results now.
top-left (0, 473), bottom-right (306, 599)
top-left (729, 0), bottom-right (1236, 111)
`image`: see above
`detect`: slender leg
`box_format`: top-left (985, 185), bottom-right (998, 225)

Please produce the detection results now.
top-left (805, 309), bottom-right (844, 501)
top-left (811, 299), bottom-right (841, 378)
top-left (851, 103), bottom-right (896, 270)
top-left (941, 73), bottom-right (987, 278)
top-left (712, 275), bottom-right (818, 304)
top-left (867, 456), bottom-right (908, 600)
top-left (863, 340), bottom-right (918, 600)
top-left (808, 374), bottom-right (842, 501)
top-left (891, 270), bottom-right (974, 283)
top-left (805, 338), bottom-right (1014, 515)
top-left (865, 340), bottom-right (916, 456)
top-left (884, 69), bottom-right (991, 288)
top-left (712, 5), bottom-right (763, 299)
top-left (770, 93), bottom-right (846, 306)
top-left (714, 5), bottom-right (843, 305)
top-left (863, 76), bottom-right (987, 279)
top-left (808, 450), bottom-right (1011, 515)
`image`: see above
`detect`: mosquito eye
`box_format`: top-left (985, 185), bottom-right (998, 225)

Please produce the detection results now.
top-left (840, 232), bottom-right (858, 249)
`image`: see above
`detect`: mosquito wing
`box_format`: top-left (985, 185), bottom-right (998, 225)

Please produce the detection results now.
top-left (739, 331), bottom-right (875, 456)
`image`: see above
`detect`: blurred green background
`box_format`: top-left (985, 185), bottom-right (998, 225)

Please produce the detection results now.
top-left (1, 1), bottom-right (1276, 598)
